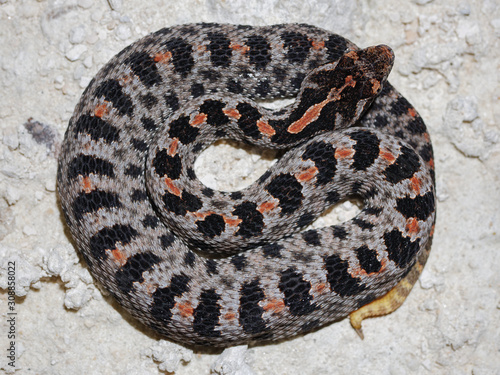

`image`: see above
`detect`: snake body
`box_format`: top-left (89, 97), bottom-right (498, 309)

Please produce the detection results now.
top-left (57, 23), bottom-right (436, 347)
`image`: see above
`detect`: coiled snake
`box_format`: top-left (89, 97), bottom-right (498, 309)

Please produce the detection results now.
top-left (57, 23), bottom-right (436, 347)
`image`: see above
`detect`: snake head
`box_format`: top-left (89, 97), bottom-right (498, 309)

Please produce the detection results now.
top-left (339, 45), bottom-right (395, 99)
top-left (287, 45), bottom-right (395, 136)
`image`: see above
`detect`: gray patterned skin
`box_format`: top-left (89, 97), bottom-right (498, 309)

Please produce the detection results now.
top-left (57, 23), bottom-right (436, 347)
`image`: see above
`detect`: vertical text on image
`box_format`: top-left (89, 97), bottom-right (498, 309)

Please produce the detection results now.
top-left (6, 261), bottom-right (16, 368)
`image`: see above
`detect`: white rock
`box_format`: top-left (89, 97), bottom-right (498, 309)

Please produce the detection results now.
top-left (44, 248), bottom-right (66, 276)
top-left (54, 75), bottom-right (65, 90)
top-left (490, 18), bottom-right (500, 38)
top-left (458, 2), bottom-right (471, 15)
top-left (211, 346), bottom-right (255, 375)
top-left (443, 96), bottom-right (498, 159)
top-left (78, 0), bottom-right (93, 9)
top-left (64, 281), bottom-right (93, 309)
top-left (69, 25), bottom-right (87, 44)
top-left (0, 249), bottom-right (44, 297)
top-left (45, 177), bottom-right (56, 192)
top-left (116, 24), bottom-right (131, 40)
top-left (107, 0), bottom-right (122, 11)
top-left (65, 44), bottom-right (87, 62)
top-left (456, 19), bottom-right (481, 46)
top-left (2, 130), bottom-right (19, 150)
top-left (5, 186), bottom-right (20, 205)
top-left (142, 340), bottom-right (193, 373)
top-left (83, 55), bottom-right (93, 68)
top-left (23, 225), bottom-right (37, 236)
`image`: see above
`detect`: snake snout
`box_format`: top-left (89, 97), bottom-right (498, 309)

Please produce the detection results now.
top-left (360, 45), bottom-right (395, 80)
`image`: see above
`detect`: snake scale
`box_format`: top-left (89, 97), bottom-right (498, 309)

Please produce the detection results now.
top-left (57, 23), bottom-right (436, 347)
